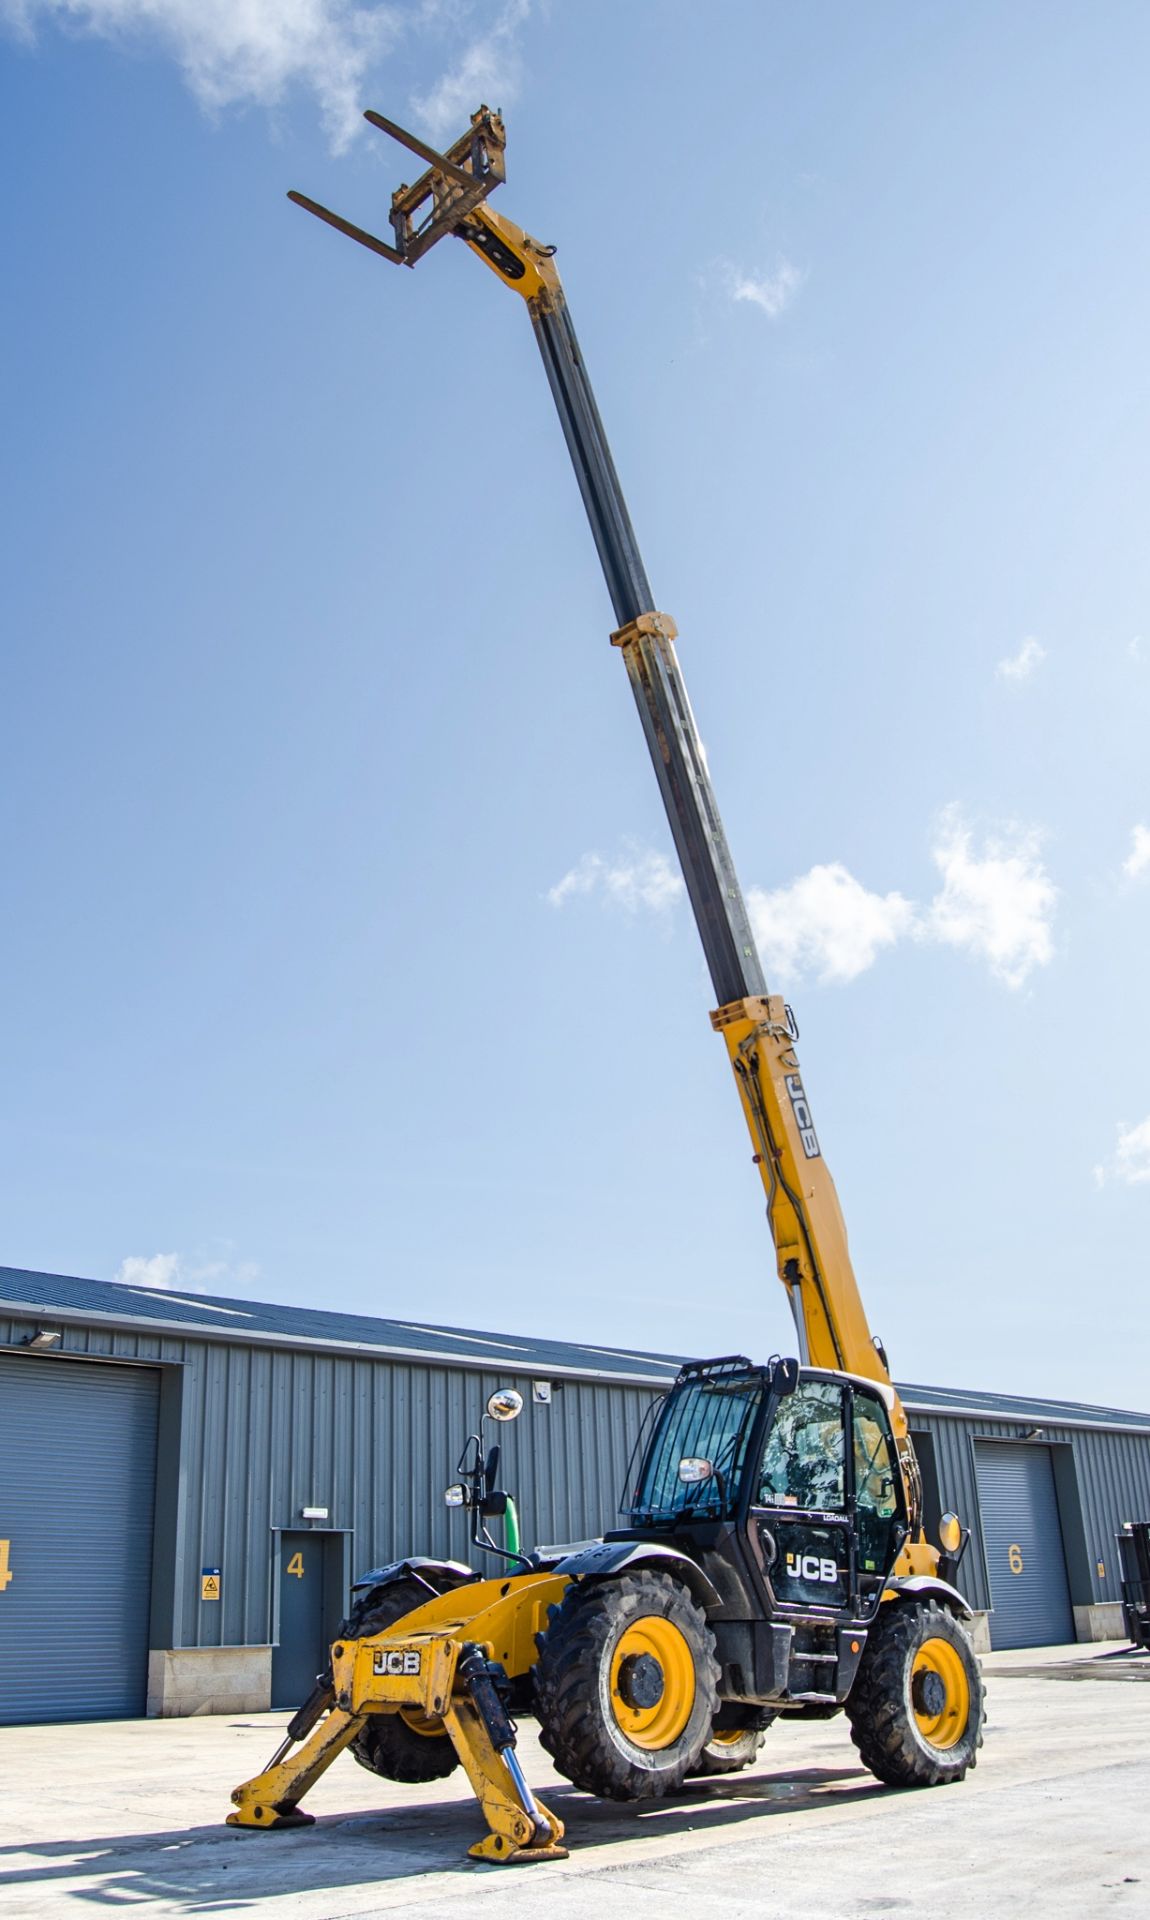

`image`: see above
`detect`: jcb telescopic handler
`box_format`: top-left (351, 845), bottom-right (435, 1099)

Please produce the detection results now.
top-left (229, 107), bottom-right (985, 1864)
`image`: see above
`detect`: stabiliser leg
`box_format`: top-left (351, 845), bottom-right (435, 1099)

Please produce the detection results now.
top-left (448, 1644), bottom-right (567, 1863)
top-left (228, 1703), bottom-right (364, 1830)
top-left (227, 1613), bottom-right (565, 1862)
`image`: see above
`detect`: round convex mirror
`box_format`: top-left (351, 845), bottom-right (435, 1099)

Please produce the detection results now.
top-left (486, 1388), bottom-right (524, 1423)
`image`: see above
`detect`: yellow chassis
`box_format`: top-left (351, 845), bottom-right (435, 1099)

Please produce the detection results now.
top-left (229, 1573), bottom-right (571, 1863)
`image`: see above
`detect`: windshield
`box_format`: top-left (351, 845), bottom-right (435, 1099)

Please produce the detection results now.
top-left (630, 1372), bottom-right (765, 1521)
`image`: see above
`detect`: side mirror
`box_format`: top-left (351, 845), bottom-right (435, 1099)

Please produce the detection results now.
top-left (486, 1388), bottom-right (523, 1423)
top-left (444, 1483), bottom-right (468, 1508)
top-left (678, 1457), bottom-right (714, 1485)
top-left (939, 1512), bottom-right (963, 1554)
top-left (771, 1357), bottom-right (800, 1398)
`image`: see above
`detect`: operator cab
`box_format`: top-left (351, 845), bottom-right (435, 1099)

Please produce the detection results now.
top-left (625, 1354), bottom-right (909, 1630)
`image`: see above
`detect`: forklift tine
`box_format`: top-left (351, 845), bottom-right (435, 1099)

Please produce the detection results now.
top-left (286, 191), bottom-right (405, 263)
top-left (362, 110), bottom-right (479, 192)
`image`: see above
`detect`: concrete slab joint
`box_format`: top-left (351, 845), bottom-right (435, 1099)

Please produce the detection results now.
top-left (147, 1646), bottom-right (272, 1717)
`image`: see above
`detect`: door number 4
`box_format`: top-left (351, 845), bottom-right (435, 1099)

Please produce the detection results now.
top-left (286, 1551), bottom-right (306, 1579)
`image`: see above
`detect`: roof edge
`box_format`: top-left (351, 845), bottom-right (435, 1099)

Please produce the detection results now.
top-left (0, 1296), bottom-right (678, 1390)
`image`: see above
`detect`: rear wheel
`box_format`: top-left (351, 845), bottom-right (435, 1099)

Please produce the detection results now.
top-left (533, 1570), bottom-right (719, 1800)
top-left (339, 1577), bottom-right (461, 1785)
top-left (688, 1705), bottom-right (775, 1777)
top-left (845, 1599), bottom-right (983, 1787)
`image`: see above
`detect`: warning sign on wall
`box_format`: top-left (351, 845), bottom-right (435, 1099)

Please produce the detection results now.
top-left (201, 1568), bottom-right (221, 1601)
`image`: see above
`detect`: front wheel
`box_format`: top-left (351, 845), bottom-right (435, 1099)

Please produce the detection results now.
top-left (534, 1570), bottom-right (719, 1800)
top-left (339, 1577), bottom-right (461, 1785)
top-left (845, 1599), bottom-right (984, 1787)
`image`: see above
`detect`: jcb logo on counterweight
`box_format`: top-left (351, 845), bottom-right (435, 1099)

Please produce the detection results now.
top-left (785, 1552), bottom-right (839, 1585)
top-left (784, 1074), bottom-right (821, 1159)
top-left (372, 1649), bottom-right (422, 1677)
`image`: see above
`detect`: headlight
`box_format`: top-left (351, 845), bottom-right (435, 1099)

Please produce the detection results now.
top-left (677, 1457), bottom-right (714, 1485)
top-left (444, 1483), bottom-right (467, 1508)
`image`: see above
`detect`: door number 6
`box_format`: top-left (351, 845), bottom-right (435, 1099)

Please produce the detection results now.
top-left (1008, 1543), bottom-right (1024, 1574)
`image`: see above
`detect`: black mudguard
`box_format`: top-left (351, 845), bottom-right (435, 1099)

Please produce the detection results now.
top-left (884, 1573), bottom-right (973, 1619)
top-left (551, 1539), bottom-right (720, 1610)
top-left (350, 1555), bottom-right (475, 1596)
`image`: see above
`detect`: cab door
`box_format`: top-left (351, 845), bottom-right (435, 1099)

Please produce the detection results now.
top-left (850, 1386), bottom-right (905, 1606)
top-left (750, 1376), bottom-right (855, 1613)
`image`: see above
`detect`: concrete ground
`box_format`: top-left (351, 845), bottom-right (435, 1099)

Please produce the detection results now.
top-left (2, 1645), bottom-right (1147, 1920)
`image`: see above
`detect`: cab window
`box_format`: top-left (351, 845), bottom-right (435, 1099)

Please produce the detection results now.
top-left (757, 1380), bottom-right (846, 1512)
top-left (852, 1391), bottom-right (900, 1575)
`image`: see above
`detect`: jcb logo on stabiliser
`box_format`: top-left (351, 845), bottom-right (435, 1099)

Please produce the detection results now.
top-left (786, 1552), bottom-right (839, 1585)
top-left (372, 1649), bottom-right (422, 1677)
top-left (784, 1074), bottom-right (821, 1159)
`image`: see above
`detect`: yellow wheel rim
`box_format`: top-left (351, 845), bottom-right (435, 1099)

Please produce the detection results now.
top-left (911, 1637), bottom-right (970, 1750)
top-left (708, 1726), bottom-right (748, 1749)
top-left (609, 1616), bottom-right (695, 1751)
top-left (398, 1707), bottom-right (448, 1739)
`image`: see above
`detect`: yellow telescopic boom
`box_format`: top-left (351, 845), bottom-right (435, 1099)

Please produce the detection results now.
top-left (289, 106), bottom-right (917, 1476)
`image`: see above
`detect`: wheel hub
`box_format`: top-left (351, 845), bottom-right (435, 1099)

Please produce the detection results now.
top-left (616, 1652), bottom-right (665, 1711)
top-left (911, 1668), bottom-right (946, 1718)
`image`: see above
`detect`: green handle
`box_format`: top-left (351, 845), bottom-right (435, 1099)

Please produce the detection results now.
top-left (504, 1496), bottom-right (520, 1558)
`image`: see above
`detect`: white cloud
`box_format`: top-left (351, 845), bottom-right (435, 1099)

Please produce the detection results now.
top-left (924, 808), bottom-right (1055, 988)
top-left (547, 846), bottom-right (684, 914)
top-left (114, 1249), bottom-right (261, 1294)
top-left (1122, 823), bottom-right (1150, 880)
top-left (995, 635), bottom-right (1046, 683)
top-left (410, 0), bottom-right (528, 140)
top-left (115, 1252), bottom-right (181, 1290)
top-left (725, 258), bottom-right (805, 320)
top-left (1095, 1117), bottom-right (1150, 1189)
top-left (1130, 636), bottom-right (1143, 662)
top-left (746, 864), bottom-right (914, 987)
top-left (548, 813), bottom-right (1055, 994)
top-left (2, 0), bottom-right (401, 149)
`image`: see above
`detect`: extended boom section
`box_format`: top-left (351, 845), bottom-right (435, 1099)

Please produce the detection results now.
top-left (289, 106), bottom-right (899, 1407)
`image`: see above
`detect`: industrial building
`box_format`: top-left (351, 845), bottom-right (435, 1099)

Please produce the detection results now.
top-left (2, 1263), bottom-right (1148, 1727)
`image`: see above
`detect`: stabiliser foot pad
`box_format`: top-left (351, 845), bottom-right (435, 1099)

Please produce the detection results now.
top-left (227, 1809), bottom-right (316, 1831)
top-left (468, 1836), bottom-right (569, 1864)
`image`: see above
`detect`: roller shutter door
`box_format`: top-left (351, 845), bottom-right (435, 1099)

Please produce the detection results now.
top-left (0, 1354), bottom-right (159, 1723)
top-left (975, 1440), bottom-right (1074, 1649)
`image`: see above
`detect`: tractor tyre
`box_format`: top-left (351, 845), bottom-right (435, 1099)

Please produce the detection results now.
top-left (338, 1577), bottom-right (460, 1785)
top-left (533, 1570), bottom-right (719, 1801)
top-left (687, 1705), bottom-right (776, 1777)
top-left (845, 1599), bottom-right (984, 1788)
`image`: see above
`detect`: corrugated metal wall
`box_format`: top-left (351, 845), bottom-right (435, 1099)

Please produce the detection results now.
top-left (0, 1312), bottom-right (658, 1651)
top-left (906, 1407), bottom-right (1150, 1616)
top-left (5, 1303), bottom-right (1150, 1651)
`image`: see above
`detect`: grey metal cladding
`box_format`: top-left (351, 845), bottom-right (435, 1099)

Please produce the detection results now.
top-left (904, 1407), bottom-right (1150, 1616)
top-left (4, 1269), bottom-right (1150, 1650)
top-left (0, 1303), bottom-right (658, 1650)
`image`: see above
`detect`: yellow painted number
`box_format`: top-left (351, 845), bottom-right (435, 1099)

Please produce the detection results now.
top-left (1008, 1543), bottom-right (1024, 1575)
top-left (286, 1551), bottom-right (305, 1580)
top-left (0, 1540), bottom-right (12, 1591)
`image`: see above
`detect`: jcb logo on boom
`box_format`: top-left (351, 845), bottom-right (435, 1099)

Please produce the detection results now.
top-left (785, 1552), bottom-right (839, 1585)
top-left (372, 1649), bottom-right (422, 1677)
top-left (784, 1074), bottom-right (821, 1159)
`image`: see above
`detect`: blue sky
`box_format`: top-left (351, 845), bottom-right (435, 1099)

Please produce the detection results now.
top-left (2, 1), bottom-right (1148, 1407)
